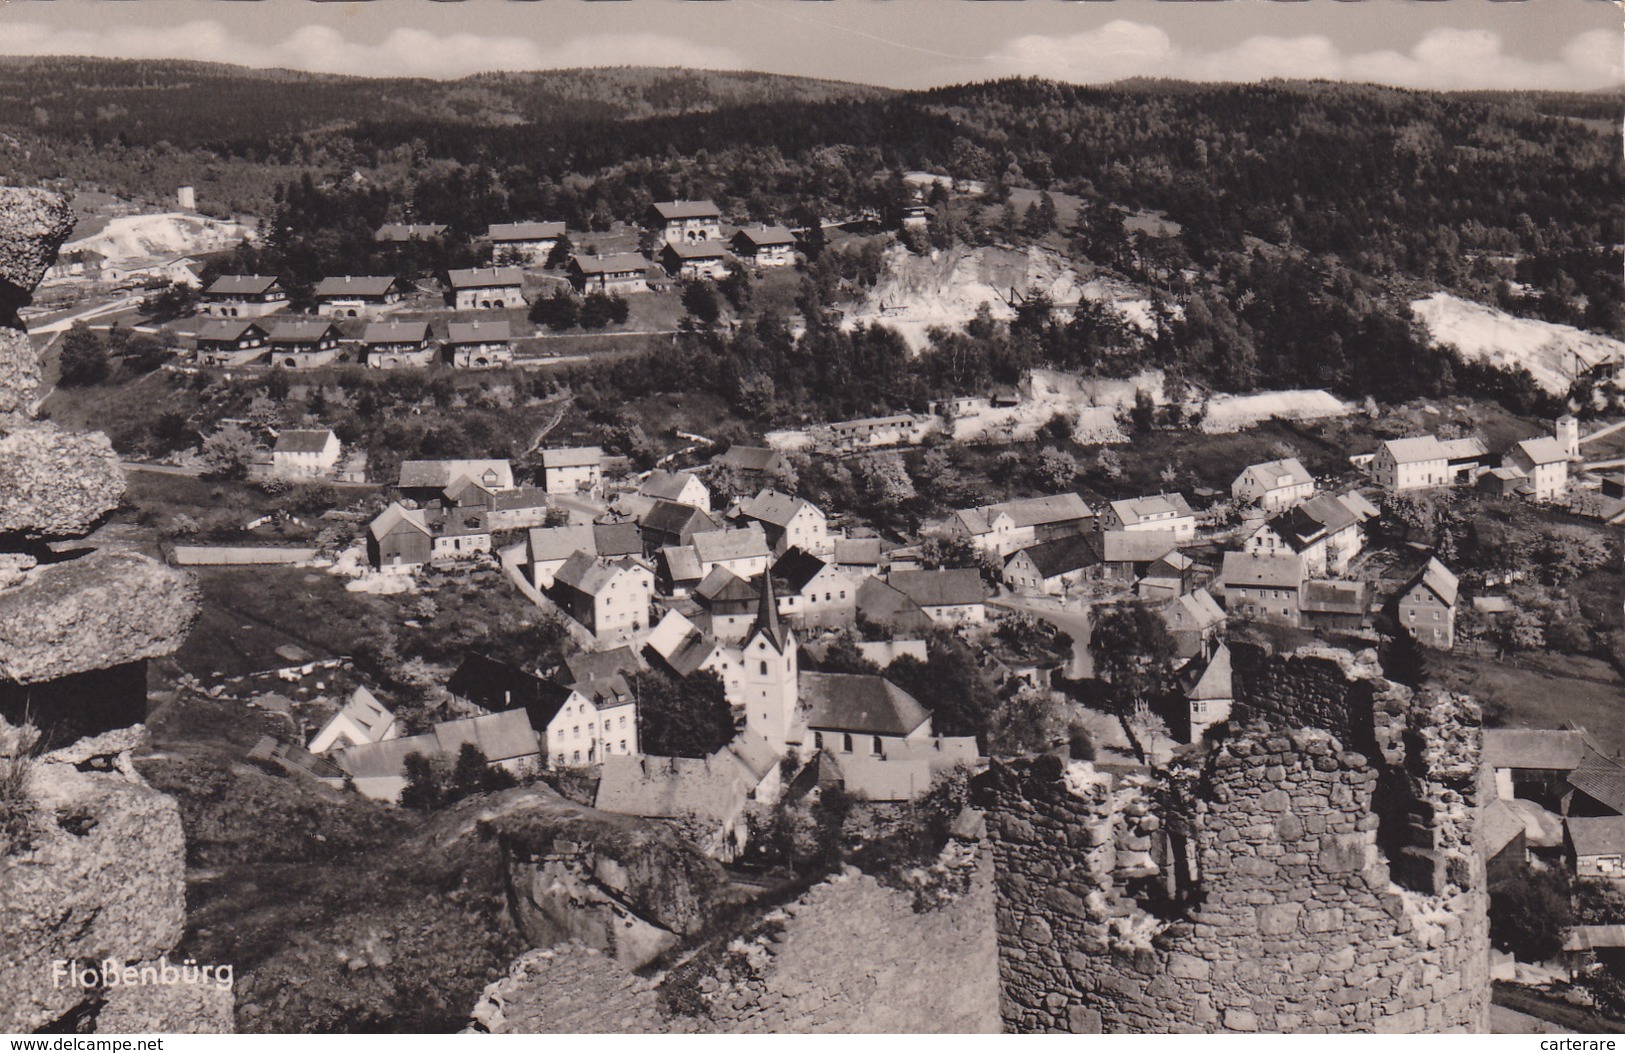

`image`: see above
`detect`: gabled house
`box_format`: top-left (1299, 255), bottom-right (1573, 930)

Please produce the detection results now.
top-left (444, 320), bottom-right (512, 368)
top-left (313, 275), bottom-right (404, 318)
top-left (193, 319), bottom-right (268, 367)
top-left (1097, 530), bottom-right (1179, 585)
top-left (832, 537), bottom-right (886, 578)
top-left (647, 200), bottom-right (723, 245)
top-left (566, 647), bottom-right (643, 686)
top-left (855, 576), bottom-right (934, 635)
top-left (1231, 458), bottom-right (1314, 512)
top-left (639, 499), bottom-right (723, 554)
top-left (693, 566), bottom-right (764, 642)
top-left (1484, 728), bottom-right (1588, 809)
top-left (307, 686), bottom-right (399, 754)
top-left (1241, 492), bottom-right (1368, 576)
top-left (658, 240), bottom-right (731, 280)
top-left (1102, 493), bottom-right (1196, 542)
top-left (1137, 550), bottom-right (1195, 602)
top-left (200, 274), bottom-right (287, 318)
top-left (541, 446), bottom-right (604, 496)
top-left (447, 654), bottom-right (568, 726)
top-left (1570, 817), bottom-right (1625, 879)
top-left (397, 459), bottom-right (513, 501)
top-left (361, 320), bottom-right (435, 369)
top-left (1160, 588), bottom-right (1226, 659)
top-left (446, 266), bottom-right (526, 310)
top-left (1002, 534), bottom-right (1099, 596)
top-left (1502, 437), bottom-right (1570, 502)
top-left (732, 489), bottom-right (829, 555)
top-left (374, 223), bottom-right (447, 244)
top-left (771, 547), bottom-right (857, 628)
top-left (486, 221), bottom-right (566, 266)
top-left (656, 545), bottom-right (706, 598)
top-left (1220, 551), bottom-right (1305, 625)
top-left (567, 253), bottom-right (650, 295)
top-left (729, 225), bottom-right (797, 268)
top-left (1372, 436), bottom-right (1449, 492)
top-left (334, 708), bottom-right (541, 802)
top-left (525, 521), bottom-right (644, 588)
top-left (713, 444), bottom-right (793, 485)
top-left (645, 609), bottom-right (741, 705)
top-left (797, 672), bottom-right (934, 758)
top-left (1398, 557), bottom-right (1458, 650)
top-left (367, 502), bottom-right (434, 572)
top-left (550, 553), bottom-right (655, 636)
top-left (946, 492), bottom-right (1094, 556)
top-left (545, 673), bottom-right (639, 767)
top-left (267, 319), bottom-right (343, 370)
top-left (1185, 643), bottom-right (1233, 743)
top-left (639, 469), bottom-right (711, 511)
top-left (271, 428), bottom-right (341, 480)
top-left (884, 568), bottom-right (987, 626)
top-left (692, 524), bottom-right (772, 580)
top-left (1298, 579), bottom-right (1369, 632)
top-left (427, 508), bottom-right (492, 561)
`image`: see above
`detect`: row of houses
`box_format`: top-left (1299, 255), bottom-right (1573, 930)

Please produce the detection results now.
top-left (195, 317), bottom-right (516, 370)
top-left (1369, 416), bottom-right (1579, 503)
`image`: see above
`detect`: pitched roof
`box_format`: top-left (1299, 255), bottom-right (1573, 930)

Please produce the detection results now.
top-left (650, 199), bottom-right (721, 220)
top-left (772, 547), bottom-right (831, 594)
top-left (268, 319), bottom-right (340, 344)
top-left (1482, 797), bottom-right (1526, 859)
top-left (749, 571), bottom-right (789, 652)
top-left (446, 654), bottom-right (567, 725)
top-left (446, 266), bottom-right (525, 288)
top-left (368, 502), bottom-right (430, 541)
top-left (1261, 493), bottom-right (1359, 550)
top-left (661, 239), bottom-right (730, 260)
top-left (553, 552), bottom-right (636, 596)
top-left (398, 459), bottom-right (513, 489)
top-left (1512, 436), bottom-right (1569, 466)
top-left (445, 320), bottom-right (511, 344)
top-left (659, 545), bottom-right (704, 584)
top-left (1570, 815), bottom-right (1625, 858)
top-left (273, 429), bottom-right (336, 455)
top-left (1008, 534), bottom-right (1099, 579)
top-left (1407, 557), bottom-right (1459, 607)
top-left (1100, 530), bottom-right (1179, 564)
top-left (195, 319), bottom-right (266, 342)
top-left (1163, 588), bottom-right (1225, 632)
top-left (800, 672), bottom-right (931, 737)
top-left (639, 469), bottom-right (706, 503)
top-left (732, 225), bottom-right (796, 248)
top-left (1568, 743), bottom-right (1625, 816)
top-left (592, 521), bottom-right (643, 559)
top-left (886, 568), bottom-right (985, 608)
top-left (336, 686), bottom-right (394, 740)
top-left (205, 274), bottom-right (279, 297)
top-left (1381, 435), bottom-right (1447, 464)
top-left (1109, 493), bottom-right (1194, 526)
top-left (335, 709), bottom-right (539, 779)
top-left (542, 446), bottom-right (604, 469)
top-left (570, 253), bottom-right (648, 275)
top-left (566, 646), bottom-right (641, 684)
top-left (1220, 550), bottom-right (1305, 590)
top-left (1237, 457), bottom-right (1312, 492)
top-left (1186, 644), bottom-right (1233, 702)
top-left (375, 222), bottom-right (447, 241)
top-left (1439, 436), bottom-right (1489, 461)
top-left (594, 752), bottom-right (764, 824)
top-left (692, 524), bottom-right (770, 564)
top-left (363, 320), bottom-right (430, 344)
top-left (1565, 925), bottom-right (1625, 952)
top-left (569, 673), bottom-right (634, 709)
top-left (738, 488), bottom-right (819, 529)
top-left (525, 524), bottom-right (596, 563)
top-left (716, 445), bottom-right (785, 473)
top-left (694, 565), bottom-right (757, 605)
top-left (996, 493), bottom-right (1094, 528)
top-left (314, 275), bottom-right (398, 298)
top-left (1299, 579), bottom-right (1367, 615)
top-left (487, 221), bottom-right (565, 241)
top-left (820, 752), bottom-right (935, 802)
top-left (833, 538), bottom-right (883, 566)
top-left (855, 577), bottom-right (932, 632)
top-left (641, 499), bottom-right (720, 536)
top-left (665, 626), bottom-right (724, 679)
top-left (1339, 490), bottom-right (1381, 522)
top-left (1482, 728), bottom-right (1587, 771)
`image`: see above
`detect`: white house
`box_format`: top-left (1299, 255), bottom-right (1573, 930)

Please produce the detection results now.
top-left (200, 274), bottom-right (287, 318)
top-left (194, 319), bottom-right (269, 367)
top-left (884, 569), bottom-right (987, 626)
top-left (545, 673), bottom-right (639, 767)
top-left (1102, 493), bottom-right (1197, 542)
top-left (692, 524), bottom-right (772, 581)
top-left (639, 469), bottom-right (711, 510)
top-left (444, 320), bottom-right (512, 368)
top-left (1241, 492), bottom-right (1370, 576)
top-left (659, 240), bottom-right (731, 281)
top-left (645, 609), bottom-right (743, 706)
top-left (486, 221), bottom-right (566, 265)
top-left (307, 686), bottom-right (399, 754)
top-left (647, 200), bottom-right (723, 245)
top-left (446, 266), bottom-right (526, 311)
top-left (313, 275), bottom-right (404, 319)
top-left (542, 446), bottom-right (605, 496)
top-left (332, 708), bottom-right (540, 802)
top-left (771, 547), bottom-right (857, 629)
top-left (944, 492), bottom-right (1094, 556)
top-left (271, 429), bottom-right (341, 480)
top-left (1231, 457), bottom-right (1314, 512)
top-left (550, 553), bottom-right (655, 636)
top-left (1185, 644), bottom-right (1233, 743)
top-left (732, 489), bottom-right (830, 555)
top-left (1502, 436), bottom-right (1570, 502)
top-left (1372, 436), bottom-right (1449, 492)
top-left (1001, 534), bottom-right (1099, 596)
top-left (730, 225), bottom-right (797, 268)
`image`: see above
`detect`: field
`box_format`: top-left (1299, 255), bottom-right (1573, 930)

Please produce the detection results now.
top-left (1433, 651), bottom-right (1625, 757)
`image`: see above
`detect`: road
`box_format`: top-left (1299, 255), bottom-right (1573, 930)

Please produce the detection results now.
top-left (1493, 982), bottom-right (1625, 1034)
top-left (25, 294), bottom-right (146, 335)
top-left (1580, 419), bottom-right (1625, 447)
top-left (990, 592), bottom-right (1095, 679)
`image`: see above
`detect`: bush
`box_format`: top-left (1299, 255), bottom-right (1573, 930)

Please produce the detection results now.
top-left (1490, 863), bottom-right (1573, 962)
top-left (0, 722), bottom-right (42, 857)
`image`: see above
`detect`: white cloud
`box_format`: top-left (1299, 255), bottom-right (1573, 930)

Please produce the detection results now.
top-left (987, 21), bottom-right (1624, 91)
top-left (0, 20), bottom-right (745, 80)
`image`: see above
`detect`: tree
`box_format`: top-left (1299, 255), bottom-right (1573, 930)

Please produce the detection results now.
top-left (887, 633), bottom-right (999, 745)
top-left (57, 324), bottom-right (109, 387)
top-left (1035, 446), bottom-right (1079, 489)
top-left (681, 280), bottom-right (721, 326)
top-left (854, 454), bottom-right (916, 512)
top-left (1088, 601), bottom-right (1179, 716)
top-left (530, 288), bottom-right (579, 331)
top-left (579, 291), bottom-right (622, 329)
top-left (1489, 862), bottom-right (1572, 962)
top-left (139, 280), bottom-right (197, 322)
top-left (200, 424), bottom-right (258, 480)
top-left (447, 742), bottom-right (517, 800)
top-left (635, 668), bottom-right (734, 759)
top-left (544, 234), bottom-right (573, 270)
top-left (398, 752), bottom-right (443, 811)
top-left (986, 686), bottom-right (1068, 757)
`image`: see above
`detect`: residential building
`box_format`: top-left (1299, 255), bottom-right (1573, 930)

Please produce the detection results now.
top-left (713, 444), bottom-right (793, 485)
top-left (1242, 492), bottom-right (1370, 576)
top-left (659, 240), bottom-right (731, 280)
top-left (1002, 534), bottom-right (1099, 596)
top-left (832, 537), bottom-right (886, 578)
top-left (639, 499), bottom-right (723, 554)
top-left (729, 225), bottom-right (797, 268)
top-left (333, 709), bottom-right (540, 802)
top-left (692, 524), bottom-right (772, 580)
top-left (361, 320), bottom-right (435, 369)
top-left (946, 492), bottom-right (1094, 556)
top-left (854, 577), bottom-right (933, 636)
top-left (1298, 579), bottom-right (1369, 633)
top-left (567, 253), bottom-right (650, 295)
top-left (1502, 436), bottom-right (1571, 502)
top-left (542, 446), bottom-right (605, 496)
top-left (445, 320), bottom-right (513, 368)
top-left (200, 274), bottom-right (287, 318)
top-left (1398, 557), bottom-right (1459, 650)
top-left (193, 319), bottom-right (268, 367)
top-left (1137, 550), bottom-right (1195, 602)
top-left (732, 489), bottom-right (829, 555)
top-left (645, 610), bottom-right (741, 705)
top-left (374, 223), bottom-right (447, 243)
top-left (397, 459), bottom-right (513, 500)
top-left (885, 568), bottom-right (987, 626)
top-left (446, 266), bottom-right (526, 310)
top-left (367, 503), bottom-right (434, 572)
top-left (525, 521), bottom-right (644, 588)
top-left (1372, 436), bottom-right (1450, 492)
top-left (447, 653), bottom-right (567, 725)
top-left (1220, 551), bottom-right (1305, 625)
top-left (427, 509), bottom-right (492, 562)
top-left (486, 221), bottom-right (566, 265)
top-left (694, 566), bottom-right (766, 642)
top-left (655, 545), bottom-right (706, 597)
top-left (270, 428), bottom-right (341, 480)
top-left (1102, 493), bottom-right (1197, 542)
top-left (647, 200), bottom-right (723, 245)
top-left (771, 548), bottom-right (857, 629)
top-left (1160, 588), bottom-right (1226, 659)
top-left (1097, 530), bottom-right (1180, 585)
top-left (313, 275), bottom-right (404, 318)
top-left (307, 686), bottom-right (399, 754)
top-left (1484, 728), bottom-right (1588, 808)
top-left (267, 319), bottom-right (343, 369)
top-left (1570, 817), bottom-right (1625, 879)
top-left (1185, 644), bottom-right (1233, 743)
top-left (1231, 457), bottom-right (1314, 512)
top-left (550, 552), bottom-right (655, 636)
top-left (639, 469), bottom-right (711, 510)
top-left (545, 674), bottom-right (639, 767)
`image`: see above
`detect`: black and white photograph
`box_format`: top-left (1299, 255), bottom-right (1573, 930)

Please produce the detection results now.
top-left (0, 0), bottom-right (1621, 1037)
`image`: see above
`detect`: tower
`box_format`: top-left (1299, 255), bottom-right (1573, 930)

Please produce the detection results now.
top-left (1555, 414), bottom-right (1580, 459)
top-left (741, 573), bottom-right (798, 750)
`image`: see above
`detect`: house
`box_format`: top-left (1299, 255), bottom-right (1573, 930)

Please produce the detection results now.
top-left (1478, 466), bottom-right (1536, 500)
top-left (714, 444), bottom-right (793, 484)
top-left (271, 428), bottom-right (341, 480)
top-left (885, 569), bottom-right (987, 626)
top-left (361, 320), bottom-right (435, 369)
top-left (645, 609), bottom-right (741, 704)
top-left (1570, 816), bottom-right (1625, 879)
top-left (595, 746), bottom-right (778, 860)
top-left (567, 254), bottom-right (650, 295)
top-left (446, 266), bottom-right (526, 310)
top-left (374, 223), bottom-right (447, 244)
top-left (1397, 557), bottom-right (1458, 650)
top-left (427, 508), bottom-right (492, 562)
top-left (655, 545), bottom-right (706, 597)
top-left (832, 537), bottom-right (886, 578)
top-left (486, 221), bottom-right (566, 265)
top-left (694, 566), bottom-right (766, 642)
top-left (398, 459), bottom-right (513, 500)
top-left (46, 248), bottom-right (107, 282)
top-left (692, 524), bottom-right (772, 580)
top-left (193, 319), bottom-right (268, 367)
top-left (639, 500), bottom-right (723, 554)
top-left (1565, 742), bottom-right (1625, 819)
top-left (733, 489), bottom-right (829, 555)
top-left (1372, 436), bottom-right (1450, 492)
top-left (444, 320), bottom-right (513, 368)
top-left (313, 275), bottom-right (404, 318)
top-left (544, 674), bottom-right (639, 767)
top-left (1242, 493), bottom-right (1369, 576)
top-left (267, 319), bottom-right (343, 369)
top-left (855, 577), bottom-right (934, 635)
top-left (1484, 728), bottom-right (1589, 808)
top-left (639, 470), bottom-right (711, 511)
top-left (1185, 644), bottom-right (1233, 743)
top-left (1220, 551), bottom-right (1305, 625)
top-left (1097, 530), bottom-right (1179, 585)
top-left (1002, 534), bottom-right (1099, 596)
top-left (550, 553), bottom-right (655, 636)
top-left (771, 548), bottom-right (857, 629)
top-left (333, 708), bottom-right (541, 802)
top-left (446, 654), bottom-right (568, 730)
top-left (647, 200), bottom-right (723, 245)
top-left (1160, 588), bottom-right (1226, 659)
top-left (798, 672), bottom-right (934, 758)
top-left (1502, 436), bottom-right (1571, 502)
top-left (1231, 458), bottom-right (1314, 512)
top-left (200, 274), bottom-right (287, 318)
top-left (307, 686), bottom-right (399, 754)
top-left (1102, 493), bottom-right (1196, 542)
top-left (524, 522), bottom-right (643, 588)
top-left (947, 493), bottom-right (1094, 556)
top-left (367, 503), bottom-right (434, 571)
top-left (539, 446), bottom-right (604, 497)
top-left (1298, 580), bottom-right (1369, 633)
top-left (825, 414), bottom-right (923, 451)
top-left (729, 225), bottom-right (797, 268)
top-left (659, 240), bottom-right (731, 280)
top-left (1483, 797), bottom-right (1530, 880)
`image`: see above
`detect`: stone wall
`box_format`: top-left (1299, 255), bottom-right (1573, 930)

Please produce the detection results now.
top-left (985, 646), bottom-right (1491, 1034)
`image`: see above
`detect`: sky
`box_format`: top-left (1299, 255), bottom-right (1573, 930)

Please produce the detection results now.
top-left (0, 0), bottom-right (1620, 92)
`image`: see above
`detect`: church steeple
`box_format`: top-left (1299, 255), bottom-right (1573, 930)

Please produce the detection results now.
top-left (752, 569), bottom-right (787, 653)
top-left (743, 570), bottom-right (798, 750)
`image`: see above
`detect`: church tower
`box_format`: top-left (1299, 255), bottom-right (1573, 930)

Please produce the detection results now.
top-left (742, 572), bottom-right (798, 750)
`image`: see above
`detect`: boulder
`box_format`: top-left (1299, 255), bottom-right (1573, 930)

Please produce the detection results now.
top-left (0, 187), bottom-right (74, 308)
top-left (0, 423), bottom-right (126, 540)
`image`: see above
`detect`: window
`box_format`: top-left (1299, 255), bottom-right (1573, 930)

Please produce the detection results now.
top-left (759, 660), bottom-right (768, 676)
top-left (620, 716), bottom-right (627, 727)
top-left (814, 732), bottom-right (824, 750)
top-left (572, 751), bottom-right (580, 763)
top-left (872, 736), bottom-right (883, 756)
top-left (620, 740), bottom-right (627, 752)
top-left (573, 726), bottom-right (580, 737)
top-left (843, 733), bottom-right (853, 753)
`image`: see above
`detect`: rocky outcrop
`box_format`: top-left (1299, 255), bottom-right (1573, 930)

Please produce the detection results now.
top-left (0, 425), bottom-right (127, 541)
top-left (0, 188), bottom-right (75, 300)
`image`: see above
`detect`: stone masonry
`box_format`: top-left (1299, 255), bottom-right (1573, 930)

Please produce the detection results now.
top-left (985, 645), bottom-right (1491, 1034)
